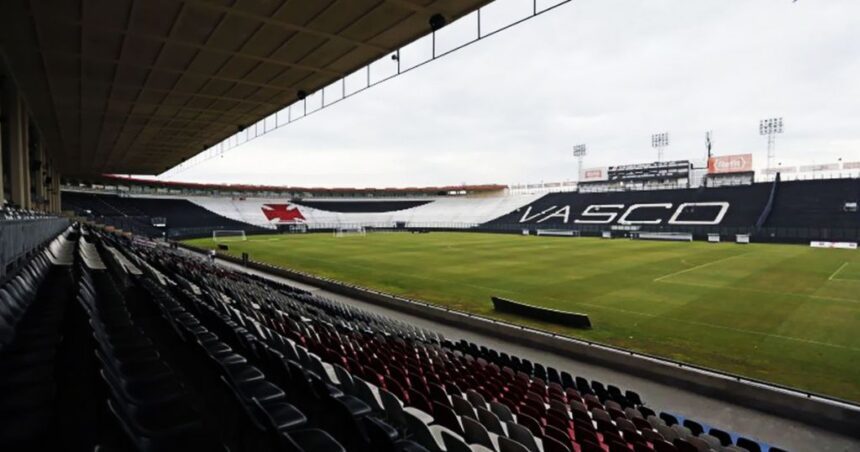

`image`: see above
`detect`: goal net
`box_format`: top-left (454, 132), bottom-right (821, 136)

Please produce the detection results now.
top-left (213, 230), bottom-right (247, 241)
top-left (334, 226), bottom-right (366, 237)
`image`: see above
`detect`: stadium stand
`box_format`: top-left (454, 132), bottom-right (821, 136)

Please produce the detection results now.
top-left (61, 178), bottom-right (860, 242)
top-left (63, 191), bottom-right (544, 234)
top-left (62, 192), bottom-right (267, 239)
top-left (290, 200), bottom-right (434, 213)
top-left (1, 222), bottom-right (790, 451)
top-left (3, 0), bottom-right (858, 448)
top-left (765, 179), bottom-right (860, 230)
top-left (486, 184), bottom-right (773, 229)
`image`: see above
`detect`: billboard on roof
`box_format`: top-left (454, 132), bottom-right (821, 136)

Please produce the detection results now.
top-left (707, 154), bottom-right (753, 174)
top-left (607, 161), bottom-right (691, 181)
top-left (800, 163), bottom-right (840, 172)
top-left (580, 167), bottom-right (608, 182)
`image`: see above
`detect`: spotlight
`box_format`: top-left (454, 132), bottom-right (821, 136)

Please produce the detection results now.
top-left (429, 13), bottom-right (446, 31)
top-left (297, 90), bottom-right (308, 100)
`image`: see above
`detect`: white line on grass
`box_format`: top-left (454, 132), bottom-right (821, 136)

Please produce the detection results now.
top-left (572, 301), bottom-right (860, 352)
top-left (656, 279), bottom-right (860, 306)
top-left (828, 262), bottom-right (849, 281)
top-left (228, 245), bottom-right (858, 352)
top-left (653, 254), bottom-right (747, 282)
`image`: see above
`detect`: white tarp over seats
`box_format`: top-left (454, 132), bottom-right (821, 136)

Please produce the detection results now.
top-left (184, 194), bottom-right (542, 229)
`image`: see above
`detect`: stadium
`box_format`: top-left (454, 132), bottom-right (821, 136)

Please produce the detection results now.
top-left (1, 1), bottom-right (858, 452)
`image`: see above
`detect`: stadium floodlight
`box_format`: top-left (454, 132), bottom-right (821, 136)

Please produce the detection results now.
top-left (651, 132), bottom-right (669, 162)
top-left (573, 144), bottom-right (587, 181)
top-left (760, 117), bottom-right (784, 171)
top-left (705, 131), bottom-right (713, 159)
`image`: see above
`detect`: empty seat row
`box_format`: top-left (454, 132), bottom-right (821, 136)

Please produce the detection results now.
top-left (119, 235), bottom-right (780, 452)
top-left (0, 229), bottom-right (76, 448)
top-left (3, 225), bottom-right (780, 451)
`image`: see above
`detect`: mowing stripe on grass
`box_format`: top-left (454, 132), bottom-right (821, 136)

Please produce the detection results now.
top-left (187, 233), bottom-right (860, 401)
top-left (572, 301), bottom-right (860, 352)
top-left (656, 279), bottom-right (860, 306)
top-left (235, 249), bottom-right (858, 352)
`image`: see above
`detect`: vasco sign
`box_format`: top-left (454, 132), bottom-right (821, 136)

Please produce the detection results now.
top-left (518, 202), bottom-right (730, 225)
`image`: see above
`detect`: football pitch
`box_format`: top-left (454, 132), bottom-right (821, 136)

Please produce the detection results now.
top-left (185, 232), bottom-right (860, 402)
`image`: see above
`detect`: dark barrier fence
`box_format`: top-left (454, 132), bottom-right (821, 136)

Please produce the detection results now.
top-left (0, 218), bottom-right (69, 279)
top-left (491, 296), bottom-right (591, 329)
top-left (158, 221), bottom-right (860, 244)
top-left (473, 223), bottom-right (860, 243)
top-left (94, 215), bottom-right (162, 237)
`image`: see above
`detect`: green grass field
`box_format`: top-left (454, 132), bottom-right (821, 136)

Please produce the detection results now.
top-left (185, 232), bottom-right (860, 402)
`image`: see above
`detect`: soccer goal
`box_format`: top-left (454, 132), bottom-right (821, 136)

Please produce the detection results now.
top-left (334, 226), bottom-right (366, 237)
top-left (213, 230), bottom-right (247, 241)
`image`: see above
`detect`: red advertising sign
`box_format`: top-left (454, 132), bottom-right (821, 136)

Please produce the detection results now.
top-left (708, 154), bottom-right (753, 174)
top-left (581, 167), bottom-right (608, 182)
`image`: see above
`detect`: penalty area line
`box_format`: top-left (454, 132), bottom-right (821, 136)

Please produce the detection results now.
top-left (653, 254), bottom-right (747, 282)
top-left (828, 262), bottom-right (849, 281)
top-left (570, 300), bottom-right (860, 352)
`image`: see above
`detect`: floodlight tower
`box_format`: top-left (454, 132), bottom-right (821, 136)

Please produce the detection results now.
top-left (651, 132), bottom-right (669, 162)
top-left (760, 117), bottom-right (784, 170)
top-left (573, 144), bottom-right (587, 180)
top-left (705, 131), bottom-right (713, 160)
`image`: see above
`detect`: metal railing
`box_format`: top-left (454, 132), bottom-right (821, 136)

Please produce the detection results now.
top-left (0, 217), bottom-right (69, 279)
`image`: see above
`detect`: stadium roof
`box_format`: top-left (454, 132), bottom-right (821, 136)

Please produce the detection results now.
top-left (0, 0), bottom-right (490, 177)
top-left (75, 174), bottom-right (506, 195)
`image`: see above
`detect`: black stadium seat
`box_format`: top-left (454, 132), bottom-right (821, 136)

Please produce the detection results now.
top-left (0, 224), bottom-right (781, 452)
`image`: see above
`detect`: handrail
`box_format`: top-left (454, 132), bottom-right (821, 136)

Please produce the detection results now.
top-left (756, 172), bottom-right (780, 229)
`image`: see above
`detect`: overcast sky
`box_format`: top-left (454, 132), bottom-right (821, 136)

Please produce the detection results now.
top-left (160, 0), bottom-right (860, 188)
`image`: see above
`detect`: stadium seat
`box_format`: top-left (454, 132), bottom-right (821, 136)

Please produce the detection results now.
top-left (505, 421), bottom-right (541, 452)
top-left (5, 225), bottom-right (782, 452)
top-left (441, 430), bottom-right (475, 452)
top-left (498, 436), bottom-right (532, 452)
top-left (462, 416), bottom-right (497, 451)
top-left (735, 437), bottom-right (762, 452)
top-left (708, 428), bottom-right (733, 446)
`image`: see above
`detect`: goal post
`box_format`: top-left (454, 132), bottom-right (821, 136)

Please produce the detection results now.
top-left (334, 226), bottom-right (366, 237)
top-left (213, 230), bottom-right (247, 241)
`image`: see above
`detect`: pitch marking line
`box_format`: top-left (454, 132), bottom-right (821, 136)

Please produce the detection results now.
top-left (217, 248), bottom-right (859, 352)
top-left (653, 254), bottom-right (747, 282)
top-left (572, 301), bottom-right (860, 352)
top-left (828, 262), bottom-right (850, 281)
top-left (657, 279), bottom-right (860, 306)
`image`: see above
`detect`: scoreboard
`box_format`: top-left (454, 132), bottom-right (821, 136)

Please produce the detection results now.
top-left (607, 160), bottom-right (691, 182)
